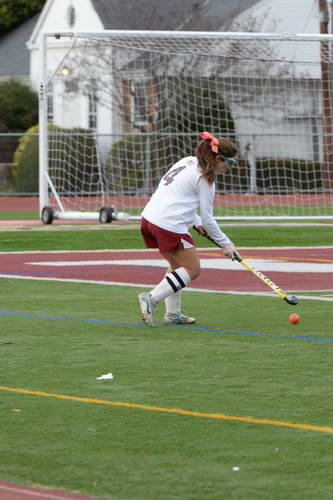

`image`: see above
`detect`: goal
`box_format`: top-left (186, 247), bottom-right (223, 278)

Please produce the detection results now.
top-left (39, 30), bottom-right (333, 223)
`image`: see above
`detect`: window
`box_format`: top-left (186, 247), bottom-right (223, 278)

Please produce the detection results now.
top-left (122, 80), bottom-right (151, 132)
top-left (64, 78), bottom-right (78, 94)
top-left (132, 81), bottom-right (148, 127)
top-left (88, 84), bottom-right (98, 130)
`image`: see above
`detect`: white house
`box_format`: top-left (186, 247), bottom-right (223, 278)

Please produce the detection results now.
top-left (26, 0), bottom-right (262, 132)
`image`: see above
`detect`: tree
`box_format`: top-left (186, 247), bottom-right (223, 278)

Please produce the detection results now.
top-left (0, 0), bottom-right (45, 38)
top-left (0, 79), bottom-right (38, 131)
top-left (44, 7), bottom-right (297, 194)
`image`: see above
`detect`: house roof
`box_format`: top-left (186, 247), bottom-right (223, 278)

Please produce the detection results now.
top-left (90, 0), bottom-right (261, 31)
top-left (0, 14), bottom-right (39, 78)
top-left (0, 0), bottom-right (261, 79)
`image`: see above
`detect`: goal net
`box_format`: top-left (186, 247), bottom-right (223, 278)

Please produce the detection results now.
top-left (39, 31), bottom-right (333, 222)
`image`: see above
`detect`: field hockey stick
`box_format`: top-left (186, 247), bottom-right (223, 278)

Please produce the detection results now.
top-left (193, 225), bottom-right (299, 306)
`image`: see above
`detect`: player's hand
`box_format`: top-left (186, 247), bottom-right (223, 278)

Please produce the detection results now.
top-left (194, 225), bottom-right (208, 236)
top-left (222, 244), bottom-right (241, 261)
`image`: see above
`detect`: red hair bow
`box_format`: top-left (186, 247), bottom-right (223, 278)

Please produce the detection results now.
top-left (199, 131), bottom-right (219, 153)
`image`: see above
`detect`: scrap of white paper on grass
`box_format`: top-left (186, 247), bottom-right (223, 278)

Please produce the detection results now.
top-left (96, 372), bottom-right (114, 380)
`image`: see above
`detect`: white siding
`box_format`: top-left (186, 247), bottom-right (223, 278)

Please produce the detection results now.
top-left (29, 0), bottom-right (104, 91)
top-left (236, 0), bottom-right (321, 78)
top-left (29, 0), bottom-right (114, 138)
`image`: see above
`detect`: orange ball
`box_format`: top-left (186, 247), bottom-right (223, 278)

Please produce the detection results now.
top-left (289, 313), bottom-right (300, 325)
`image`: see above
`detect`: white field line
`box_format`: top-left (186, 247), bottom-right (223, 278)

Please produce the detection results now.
top-left (28, 258), bottom-right (333, 273)
top-left (1, 274), bottom-right (332, 301)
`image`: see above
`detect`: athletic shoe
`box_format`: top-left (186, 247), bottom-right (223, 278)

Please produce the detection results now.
top-left (138, 292), bottom-right (156, 326)
top-left (163, 311), bottom-right (196, 325)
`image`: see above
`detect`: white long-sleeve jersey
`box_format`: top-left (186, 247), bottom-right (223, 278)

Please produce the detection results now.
top-left (141, 156), bottom-right (232, 247)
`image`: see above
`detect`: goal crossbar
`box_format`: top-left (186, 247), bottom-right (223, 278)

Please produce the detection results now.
top-left (41, 30), bottom-right (333, 41)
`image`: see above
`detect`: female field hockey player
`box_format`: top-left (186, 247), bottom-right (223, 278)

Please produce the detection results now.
top-left (138, 131), bottom-right (239, 326)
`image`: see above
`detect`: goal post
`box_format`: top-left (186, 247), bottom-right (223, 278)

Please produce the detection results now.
top-left (38, 30), bottom-right (333, 223)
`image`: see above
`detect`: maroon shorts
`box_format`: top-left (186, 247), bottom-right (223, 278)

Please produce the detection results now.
top-left (141, 217), bottom-right (195, 254)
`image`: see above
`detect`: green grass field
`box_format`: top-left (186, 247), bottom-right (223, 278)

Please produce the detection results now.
top-left (0, 210), bottom-right (39, 219)
top-left (0, 204), bottom-right (332, 220)
top-left (1, 224), bottom-right (333, 499)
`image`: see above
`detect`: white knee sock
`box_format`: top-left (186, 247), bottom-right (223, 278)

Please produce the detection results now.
top-left (165, 290), bottom-right (182, 315)
top-left (163, 267), bottom-right (181, 314)
top-left (150, 267), bottom-right (191, 304)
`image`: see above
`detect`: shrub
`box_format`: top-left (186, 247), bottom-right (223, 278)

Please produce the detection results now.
top-left (214, 157), bottom-right (324, 194)
top-left (107, 135), bottom-right (150, 193)
top-left (14, 125), bottom-right (99, 193)
top-left (254, 158), bottom-right (323, 193)
top-left (13, 124), bottom-right (39, 192)
top-left (0, 122), bottom-right (18, 163)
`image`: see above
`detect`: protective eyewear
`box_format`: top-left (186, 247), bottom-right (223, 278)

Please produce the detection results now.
top-left (217, 155), bottom-right (238, 170)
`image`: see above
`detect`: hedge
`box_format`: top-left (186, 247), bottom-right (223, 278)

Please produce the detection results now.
top-left (14, 125), bottom-right (98, 193)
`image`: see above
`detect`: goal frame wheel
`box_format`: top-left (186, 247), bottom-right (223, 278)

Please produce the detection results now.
top-left (99, 206), bottom-right (114, 224)
top-left (41, 206), bottom-right (54, 225)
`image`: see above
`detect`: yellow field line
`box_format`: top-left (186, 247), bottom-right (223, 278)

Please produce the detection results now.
top-left (1, 385), bottom-right (332, 434)
top-left (199, 251), bottom-right (333, 263)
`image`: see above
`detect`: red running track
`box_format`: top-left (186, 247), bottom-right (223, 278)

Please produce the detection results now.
top-left (0, 247), bottom-right (332, 292)
top-left (0, 480), bottom-right (103, 500)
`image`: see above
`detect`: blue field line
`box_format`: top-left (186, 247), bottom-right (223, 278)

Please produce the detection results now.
top-left (0, 310), bottom-right (332, 343)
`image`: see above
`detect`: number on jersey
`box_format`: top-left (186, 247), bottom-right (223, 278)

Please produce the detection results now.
top-left (162, 166), bottom-right (186, 185)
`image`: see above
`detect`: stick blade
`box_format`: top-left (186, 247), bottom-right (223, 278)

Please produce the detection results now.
top-left (284, 295), bottom-right (299, 305)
